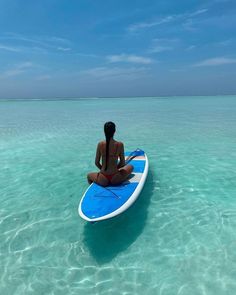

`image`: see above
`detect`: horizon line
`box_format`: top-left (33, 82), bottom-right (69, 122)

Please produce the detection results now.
top-left (0, 93), bottom-right (236, 101)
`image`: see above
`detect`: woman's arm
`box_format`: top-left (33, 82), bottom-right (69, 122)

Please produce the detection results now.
top-left (117, 143), bottom-right (125, 168)
top-left (95, 143), bottom-right (102, 169)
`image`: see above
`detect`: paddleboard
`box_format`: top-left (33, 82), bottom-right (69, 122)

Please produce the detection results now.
top-left (78, 149), bottom-right (148, 222)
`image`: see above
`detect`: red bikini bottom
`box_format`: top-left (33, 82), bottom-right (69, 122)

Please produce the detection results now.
top-left (100, 172), bottom-right (118, 182)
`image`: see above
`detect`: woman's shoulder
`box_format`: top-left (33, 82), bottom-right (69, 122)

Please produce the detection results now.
top-left (97, 141), bottom-right (105, 150)
top-left (116, 140), bottom-right (124, 145)
top-left (115, 141), bottom-right (124, 149)
top-left (98, 140), bottom-right (106, 145)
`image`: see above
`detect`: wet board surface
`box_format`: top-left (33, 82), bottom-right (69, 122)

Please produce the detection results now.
top-left (78, 150), bottom-right (148, 222)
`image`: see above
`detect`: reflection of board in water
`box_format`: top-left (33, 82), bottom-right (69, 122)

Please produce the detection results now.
top-left (79, 149), bottom-right (149, 222)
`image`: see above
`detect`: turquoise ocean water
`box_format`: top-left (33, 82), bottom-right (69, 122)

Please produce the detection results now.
top-left (1, 96), bottom-right (236, 294)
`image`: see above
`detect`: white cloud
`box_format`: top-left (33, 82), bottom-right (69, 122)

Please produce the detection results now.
top-left (17, 62), bottom-right (34, 68)
top-left (2, 33), bottom-right (71, 46)
top-left (107, 54), bottom-right (153, 64)
top-left (148, 38), bottom-right (178, 53)
top-left (48, 36), bottom-right (71, 45)
top-left (189, 9), bottom-right (208, 17)
top-left (149, 45), bottom-right (172, 53)
top-left (182, 19), bottom-right (197, 31)
top-left (128, 16), bottom-right (174, 32)
top-left (75, 52), bottom-right (98, 58)
top-left (57, 47), bottom-right (71, 51)
top-left (127, 8), bottom-right (208, 33)
top-left (1, 62), bottom-right (35, 78)
top-left (3, 69), bottom-right (25, 77)
top-left (193, 57), bottom-right (236, 67)
top-left (0, 33), bottom-right (72, 54)
top-left (81, 66), bottom-right (149, 81)
top-left (185, 45), bottom-right (196, 51)
top-left (0, 44), bottom-right (21, 52)
top-left (215, 39), bottom-right (232, 46)
top-left (0, 42), bottom-right (48, 54)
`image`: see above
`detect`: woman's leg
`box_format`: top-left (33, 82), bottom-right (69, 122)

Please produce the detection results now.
top-left (110, 164), bottom-right (134, 185)
top-left (87, 172), bottom-right (109, 187)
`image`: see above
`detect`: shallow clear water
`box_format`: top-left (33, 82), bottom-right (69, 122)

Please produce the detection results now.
top-left (1, 96), bottom-right (236, 294)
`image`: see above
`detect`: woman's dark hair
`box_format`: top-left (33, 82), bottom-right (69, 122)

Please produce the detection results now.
top-left (104, 121), bottom-right (116, 170)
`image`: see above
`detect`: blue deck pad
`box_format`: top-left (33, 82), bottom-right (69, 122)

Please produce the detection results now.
top-left (124, 150), bottom-right (145, 173)
top-left (81, 183), bottom-right (138, 219)
top-left (125, 150), bottom-right (145, 157)
top-left (128, 160), bottom-right (145, 173)
top-left (81, 150), bottom-right (146, 220)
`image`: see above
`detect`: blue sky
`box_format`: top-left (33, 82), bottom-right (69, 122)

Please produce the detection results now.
top-left (0, 0), bottom-right (236, 98)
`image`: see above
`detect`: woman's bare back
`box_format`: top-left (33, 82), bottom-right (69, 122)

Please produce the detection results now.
top-left (99, 139), bottom-right (122, 174)
top-left (87, 138), bottom-right (133, 186)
